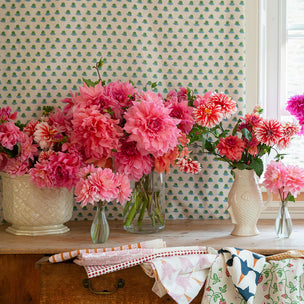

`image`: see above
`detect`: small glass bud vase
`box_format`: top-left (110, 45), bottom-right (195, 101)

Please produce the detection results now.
top-left (91, 201), bottom-right (110, 244)
top-left (275, 201), bottom-right (293, 239)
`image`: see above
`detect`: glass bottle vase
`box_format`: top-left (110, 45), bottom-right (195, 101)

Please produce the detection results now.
top-left (123, 171), bottom-right (165, 233)
top-left (91, 201), bottom-right (110, 243)
top-left (275, 201), bottom-right (292, 239)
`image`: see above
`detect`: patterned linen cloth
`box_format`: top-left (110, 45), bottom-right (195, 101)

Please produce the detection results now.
top-left (141, 249), bottom-right (217, 304)
top-left (217, 248), bottom-right (265, 304)
top-left (202, 253), bottom-right (304, 303)
top-left (81, 247), bottom-right (209, 278)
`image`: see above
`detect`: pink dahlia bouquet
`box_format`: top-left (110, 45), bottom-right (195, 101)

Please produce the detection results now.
top-left (188, 92), bottom-right (300, 177)
top-left (0, 106), bottom-right (82, 190)
top-left (59, 58), bottom-right (201, 230)
top-left (286, 93), bottom-right (304, 134)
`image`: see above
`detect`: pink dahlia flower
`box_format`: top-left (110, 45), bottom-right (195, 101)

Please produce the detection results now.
top-left (285, 165), bottom-right (304, 197)
top-left (114, 173), bottom-right (132, 205)
top-left (0, 106), bottom-right (17, 123)
top-left (255, 119), bottom-right (283, 146)
top-left (243, 113), bottom-right (263, 130)
top-left (114, 140), bottom-right (153, 181)
top-left (124, 91), bottom-right (180, 157)
top-left (263, 161), bottom-right (287, 195)
top-left (0, 121), bottom-right (21, 150)
top-left (193, 102), bottom-right (223, 128)
top-left (29, 160), bottom-right (54, 188)
top-left (71, 105), bottom-right (123, 161)
top-left (216, 135), bottom-right (246, 162)
top-left (166, 99), bottom-right (194, 134)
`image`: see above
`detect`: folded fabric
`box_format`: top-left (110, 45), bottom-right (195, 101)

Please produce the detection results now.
top-left (266, 249), bottom-right (304, 261)
top-left (141, 249), bottom-right (217, 304)
top-left (82, 247), bottom-right (209, 278)
top-left (202, 256), bottom-right (304, 303)
top-left (48, 238), bottom-right (166, 263)
top-left (210, 248), bottom-right (265, 304)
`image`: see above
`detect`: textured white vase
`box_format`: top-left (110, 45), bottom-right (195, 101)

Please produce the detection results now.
top-left (1, 173), bottom-right (74, 236)
top-left (227, 169), bottom-right (272, 236)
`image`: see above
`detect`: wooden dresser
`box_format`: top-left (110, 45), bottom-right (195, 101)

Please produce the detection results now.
top-left (1, 219), bottom-right (303, 304)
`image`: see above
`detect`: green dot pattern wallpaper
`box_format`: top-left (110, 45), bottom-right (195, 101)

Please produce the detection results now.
top-left (0, 0), bottom-right (246, 221)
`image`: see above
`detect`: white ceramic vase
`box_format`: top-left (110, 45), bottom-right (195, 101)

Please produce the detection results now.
top-left (227, 169), bottom-right (272, 236)
top-left (1, 173), bottom-right (74, 236)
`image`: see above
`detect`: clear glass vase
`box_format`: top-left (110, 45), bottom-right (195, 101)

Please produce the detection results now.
top-left (275, 201), bottom-right (292, 239)
top-left (91, 201), bottom-right (110, 243)
top-left (123, 171), bottom-right (165, 233)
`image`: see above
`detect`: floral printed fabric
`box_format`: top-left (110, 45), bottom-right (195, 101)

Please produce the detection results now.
top-left (202, 257), bottom-right (304, 304)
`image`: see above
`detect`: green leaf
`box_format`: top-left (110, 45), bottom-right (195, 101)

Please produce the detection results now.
top-left (241, 127), bottom-right (252, 141)
top-left (286, 193), bottom-right (295, 202)
top-left (232, 118), bottom-right (242, 135)
top-left (250, 157), bottom-right (264, 177)
top-left (82, 78), bottom-right (100, 87)
top-left (96, 57), bottom-right (105, 69)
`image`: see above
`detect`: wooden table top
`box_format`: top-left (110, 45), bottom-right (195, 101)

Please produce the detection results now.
top-left (0, 219), bottom-right (303, 255)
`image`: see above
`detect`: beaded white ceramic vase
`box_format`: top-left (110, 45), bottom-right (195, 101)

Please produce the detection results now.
top-left (227, 169), bottom-right (272, 236)
top-left (1, 173), bottom-right (74, 236)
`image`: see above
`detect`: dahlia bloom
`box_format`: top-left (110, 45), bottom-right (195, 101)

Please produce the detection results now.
top-left (114, 140), bottom-right (153, 181)
top-left (193, 102), bottom-right (223, 128)
top-left (166, 98), bottom-right (194, 134)
top-left (216, 135), bottom-right (246, 162)
top-left (286, 94), bottom-right (304, 119)
top-left (71, 105), bottom-right (123, 161)
top-left (34, 121), bottom-right (58, 150)
top-left (154, 147), bottom-right (180, 174)
top-left (277, 121), bottom-right (301, 149)
top-left (255, 119), bottom-right (283, 146)
top-left (0, 106), bottom-right (17, 123)
top-left (209, 92), bottom-right (237, 118)
top-left (0, 121), bottom-right (21, 150)
top-left (75, 167), bottom-right (132, 207)
top-left (124, 91), bottom-right (180, 158)
top-left (176, 157), bottom-right (201, 174)
top-left (264, 161), bottom-right (304, 200)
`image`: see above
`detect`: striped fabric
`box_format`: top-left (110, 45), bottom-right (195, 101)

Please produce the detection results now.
top-left (48, 238), bottom-right (166, 263)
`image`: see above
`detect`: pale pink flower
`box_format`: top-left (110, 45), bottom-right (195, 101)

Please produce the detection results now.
top-left (0, 121), bottom-right (21, 150)
top-left (114, 140), bottom-right (153, 181)
top-left (255, 119), bottom-right (283, 146)
top-left (285, 165), bottom-right (304, 197)
top-left (71, 105), bottom-right (123, 161)
top-left (34, 121), bottom-right (58, 150)
top-left (114, 173), bottom-right (132, 205)
top-left (193, 102), bottom-right (223, 128)
top-left (263, 161), bottom-right (287, 195)
top-left (124, 91), bottom-right (180, 157)
top-left (176, 157), bottom-right (201, 174)
top-left (216, 135), bottom-right (246, 162)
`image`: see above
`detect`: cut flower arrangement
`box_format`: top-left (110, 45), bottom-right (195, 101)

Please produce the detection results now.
top-left (188, 92), bottom-right (300, 177)
top-left (264, 160), bottom-right (304, 238)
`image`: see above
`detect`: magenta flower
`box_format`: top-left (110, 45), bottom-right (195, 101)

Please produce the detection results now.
top-left (0, 121), bottom-right (21, 150)
top-left (124, 91), bottom-right (180, 157)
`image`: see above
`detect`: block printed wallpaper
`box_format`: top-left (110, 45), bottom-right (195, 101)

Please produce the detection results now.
top-left (0, 0), bottom-right (246, 221)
